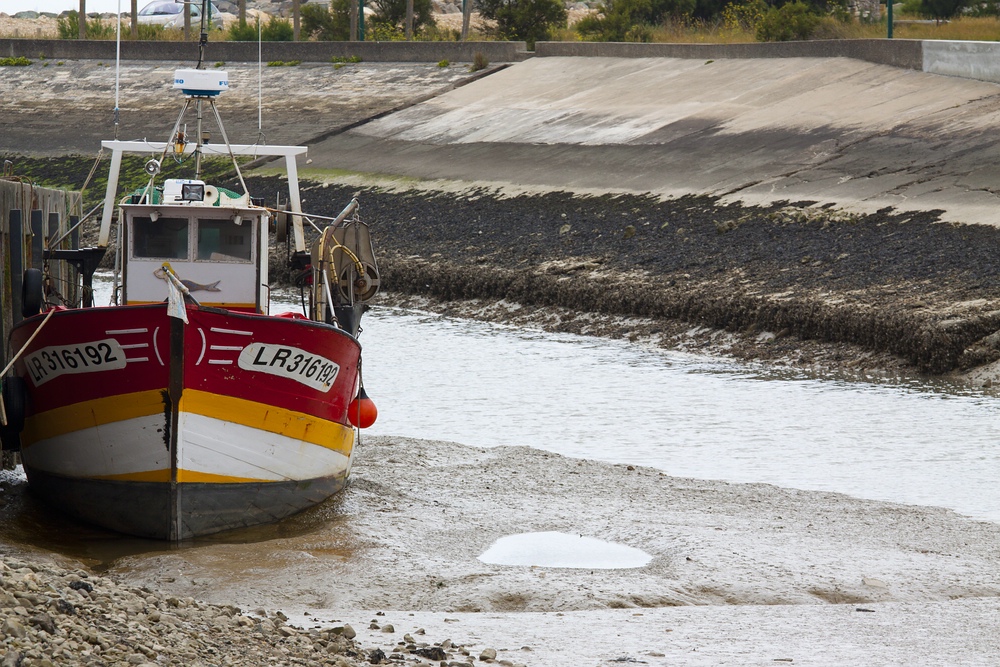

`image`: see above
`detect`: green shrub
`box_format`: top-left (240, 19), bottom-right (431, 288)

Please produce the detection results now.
top-left (755, 1), bottom-right (819, 40)
top-left (478, 0), bottom-right (567, 48)
top-left (721, 0), bottom-right (767, 31)
top-left (577, 0), bottom-right (695, 42)
top-left (624, 23), bottom-right (655, 41)
top-left (964, 0), bottom-right (999, 15)
top-left (227, 18), bottom-right (259, 41)
top-left (57, 11), bottom-right (117, 39)
top-left (267, 60), bottom-right (301, 66)
top-left (807, 13), bottom-right (857, 38)
top-left (135, 23), bottom-right (167, 40)
top-left (0, 57), bottom-right (32, 66)
top-left (417, 23), bottom-right (462, 40)
top-left (331, 55), bottom-right (363, 63)
top-left (470, 51), bottom-right (489, 71)
top-left (261, 16), bottom-right (295, 41)
top-left (368, 0), bottom-right (436, 34)
top-left (919, 0), bottom-right (969, 20)
top-left (438, 59), bottom-right (450, 67)
top-left (367, 21), bottom-right (406, 40)
top-left (302, 0), bottom-right (353, 40)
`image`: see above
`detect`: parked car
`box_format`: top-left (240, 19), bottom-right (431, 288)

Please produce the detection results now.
top-left (136, 1), bottom-right (224, 29)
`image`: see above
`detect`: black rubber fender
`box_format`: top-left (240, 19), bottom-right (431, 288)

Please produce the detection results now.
top-left (21, 268), bottom-right (43, 318)
top-left (0, 375), bottom-right (27, 452)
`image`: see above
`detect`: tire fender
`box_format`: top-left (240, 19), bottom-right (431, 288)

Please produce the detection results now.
top-left (0, 376), bottom-right (27, 452)
top-left (22, 268), bottom-right (43, 318)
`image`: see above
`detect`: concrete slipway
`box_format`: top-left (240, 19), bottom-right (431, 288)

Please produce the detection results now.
top-left (313, 54), bottom-right (1000, 225)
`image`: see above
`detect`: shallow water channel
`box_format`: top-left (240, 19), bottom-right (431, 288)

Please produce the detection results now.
top-left (358, 305), bottom-right (1000, 525)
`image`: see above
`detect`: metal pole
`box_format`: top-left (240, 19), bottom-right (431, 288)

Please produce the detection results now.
top-left (887, 0), bottom-right (893, 38)
top-left (78, 0), bottom-right (86, 39)
top-left (358, 0), bottom-right (365, 41)
top-left (350, 0), bottom-right (358, 42)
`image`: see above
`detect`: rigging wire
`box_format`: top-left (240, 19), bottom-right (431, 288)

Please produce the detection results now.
top-left (114, 0), bottom-right (121, 139)
top-left (258, 12), bottom-right (263, 146)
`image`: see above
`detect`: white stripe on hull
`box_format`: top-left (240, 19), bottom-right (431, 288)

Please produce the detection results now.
top-left (177, 413), bottom-right (352, 481)
top-left (21, 413), bottom-right (352, 483)
top-left (21, 415), bottom-right (169, 477)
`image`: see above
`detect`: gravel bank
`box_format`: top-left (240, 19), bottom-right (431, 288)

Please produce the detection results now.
top-left (0, 551), bottom-right (506, 667)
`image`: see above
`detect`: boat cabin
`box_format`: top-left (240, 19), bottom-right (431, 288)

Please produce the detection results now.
top-left (121, 179), bottom-right (269, 313)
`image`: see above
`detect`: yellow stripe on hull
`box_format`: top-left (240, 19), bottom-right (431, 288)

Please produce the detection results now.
top-left (21, 390), bottom-right (166, 445)
top-left (180, 389), bottom-right (354, 456)
top-left (21, 389), bottom-right (351, 456)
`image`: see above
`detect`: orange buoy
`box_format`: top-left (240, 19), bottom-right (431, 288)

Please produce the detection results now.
top-left (348, 386), bottom-right (378, 428)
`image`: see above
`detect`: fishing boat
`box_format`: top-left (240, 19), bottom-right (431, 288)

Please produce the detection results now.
top-left (0, 60), bottom-right (379, 540)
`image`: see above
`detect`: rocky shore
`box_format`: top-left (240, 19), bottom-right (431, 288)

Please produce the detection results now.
top-left (251, 176), bottom-right (1000, 384)
top-left (0, 551), bottom-right (512, 666)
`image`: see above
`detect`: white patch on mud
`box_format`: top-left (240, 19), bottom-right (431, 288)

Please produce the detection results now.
top-left (478, 531), bottom-right (653, 569)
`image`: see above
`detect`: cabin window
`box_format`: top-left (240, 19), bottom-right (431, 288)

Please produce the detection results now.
top-left (197, 219), bottom-right (253, 262)
top-left (132, 217), bottom-right (190, 259)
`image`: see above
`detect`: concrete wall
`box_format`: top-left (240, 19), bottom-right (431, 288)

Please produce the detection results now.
top-left (922, 40), bottom-right (1000, 84)
top-left (534, 40), bottom-right (925, 70)
top-left (0, 39), bottom-right (529, 63)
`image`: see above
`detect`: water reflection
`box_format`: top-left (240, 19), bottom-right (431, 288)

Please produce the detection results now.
top-left (359, 306), bottom-right (1000, 524)
top-left (0, 469), bottom-right (354, 568)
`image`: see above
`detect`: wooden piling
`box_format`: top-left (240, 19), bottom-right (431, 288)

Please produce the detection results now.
top-left (1, 180), bottom-right (83, 470)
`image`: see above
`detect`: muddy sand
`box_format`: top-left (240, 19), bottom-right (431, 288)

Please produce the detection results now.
top-left (5, 436), bottom-right (998, 665)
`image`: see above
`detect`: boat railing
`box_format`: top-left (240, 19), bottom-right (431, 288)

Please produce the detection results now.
top-left (98, 141), bottom-right (309, 251)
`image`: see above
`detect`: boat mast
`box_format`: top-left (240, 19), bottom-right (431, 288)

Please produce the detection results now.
top-left (195, 99), bottom-right (204, 180)
top-left (195, 0), bottom-right (208, 180)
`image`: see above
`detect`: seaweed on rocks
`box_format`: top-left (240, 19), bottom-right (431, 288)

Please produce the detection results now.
top-left (249, 176), bottom-right (1000, 375)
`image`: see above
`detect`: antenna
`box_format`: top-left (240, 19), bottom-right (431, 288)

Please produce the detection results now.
top-left (196, 0), bottom-right (209, 69)
top-left (171, 0), bottom-right (211, 69)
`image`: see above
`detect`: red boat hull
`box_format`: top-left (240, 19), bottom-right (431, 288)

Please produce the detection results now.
top-left (9, 303), bottom-right (361, 540)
